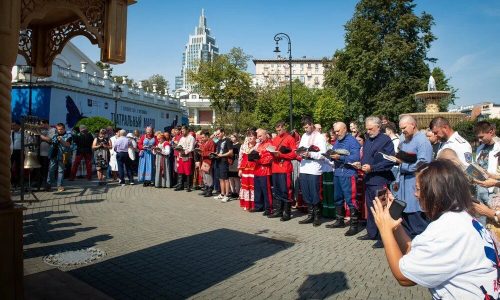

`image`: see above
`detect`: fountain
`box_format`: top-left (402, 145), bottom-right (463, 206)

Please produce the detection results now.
top-left (401, 76), bottom-right (466, 129)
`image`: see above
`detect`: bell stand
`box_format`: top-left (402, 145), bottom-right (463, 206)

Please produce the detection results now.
top-left (19, 115), bottom-right (40, 203)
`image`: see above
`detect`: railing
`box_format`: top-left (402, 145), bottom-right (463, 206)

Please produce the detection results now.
top-left (12, 64), bottom-right (182, 110)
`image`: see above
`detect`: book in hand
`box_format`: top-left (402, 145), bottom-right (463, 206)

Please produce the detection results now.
top-left (279, 146), bottom-right (292, 154)
top-left (323, 148), bottom-right (351, 157)
top-left (379, 150), bottom-right (417, 164)
top-left (194, 148), bottom-right (202, 153)
top-left (295, 146), bottom-right (308, 155)
top-left (266, 145), bottom-right (277, 153)
top-left (174, 145), bottom-right (184, 151)
top-left (208, 152), bottom-right (218, 160)
top-left (248, 150), bottom-right (261, 161)
top-left (465, 163), bottom-right (489, 181)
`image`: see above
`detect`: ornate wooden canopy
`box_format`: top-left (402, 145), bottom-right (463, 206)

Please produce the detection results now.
top-left (18, 0), bottom-right (136, 76)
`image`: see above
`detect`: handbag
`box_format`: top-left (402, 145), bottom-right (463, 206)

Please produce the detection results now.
top-left (201, 162), bottom-right (211, 173)
top-left (128, 147), bottom-right (136, 161)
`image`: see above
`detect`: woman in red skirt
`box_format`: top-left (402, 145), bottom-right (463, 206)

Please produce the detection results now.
top-left (239, 130), bottom-right (258, 211)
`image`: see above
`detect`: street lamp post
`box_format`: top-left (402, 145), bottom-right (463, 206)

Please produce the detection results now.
top-left (273, 33), bottom-right (293, 130)
top-left (112, 85), bottom-right (122, 128)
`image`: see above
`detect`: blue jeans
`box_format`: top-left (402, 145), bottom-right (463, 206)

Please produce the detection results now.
top-left (47, 159), bottom-right (65, 187)
top-left (299, 174), bottom-right (321, 205)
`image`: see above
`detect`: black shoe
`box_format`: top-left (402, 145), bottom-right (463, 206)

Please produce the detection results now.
top-left (372, 240), bottom-right (384, 249)
top-left (249, 208), bottom-right (264, 213)
top-left (204, 189), bottom-right (213, 197)
top-left (325, 218), bottom-right (345, 228)
top-left (186, 187), bottom-right (192, 192)
top-left (298, 205), bottom-right (314, 224)
top-left (280, 202), bottom-right (291, 222)
top-left (313, 205), bottom-right (321, 227)
top-left (357, 234), bottom-right (376, 241)
top-left (262, 210), bottom-right (271, 216)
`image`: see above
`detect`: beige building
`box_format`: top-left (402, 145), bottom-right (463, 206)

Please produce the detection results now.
top-left (449, 102), bottom-right (500, 120)
top-left (253, 57), bottom-right (327, 88)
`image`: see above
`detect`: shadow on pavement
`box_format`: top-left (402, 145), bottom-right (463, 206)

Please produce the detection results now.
top-left (69, 228), bottom-right (294, 299)
top-left (24, 234), bottom-right (113, 259)
top-left (298, 272), bottom-right (350, 299)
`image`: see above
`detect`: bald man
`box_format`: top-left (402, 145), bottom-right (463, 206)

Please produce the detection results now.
top-left (325, 122), bottom-right (361, 235)
top-left (249, 129), bottom-right (274, 215)
top-left (397, 115), bottom-right (433, 240)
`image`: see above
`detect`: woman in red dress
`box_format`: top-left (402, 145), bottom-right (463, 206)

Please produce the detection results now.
top-left (238, 130), bottom-right (258, 211)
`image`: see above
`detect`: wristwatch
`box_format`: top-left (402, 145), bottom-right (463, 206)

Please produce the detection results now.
top-left (494, 210), bottom-right (500, 223)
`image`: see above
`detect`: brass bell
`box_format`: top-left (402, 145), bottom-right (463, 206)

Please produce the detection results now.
top-left (24, 151), bottom-right (41, 169)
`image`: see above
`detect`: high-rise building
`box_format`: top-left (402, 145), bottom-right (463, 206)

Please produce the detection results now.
top-left (176, 9), bottom-right (218, 92)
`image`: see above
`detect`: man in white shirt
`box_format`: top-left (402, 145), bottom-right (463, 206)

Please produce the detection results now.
top-left (430, 117), bottom-right (472, 166)
top-left (297, 116), bottom-right (327, 227)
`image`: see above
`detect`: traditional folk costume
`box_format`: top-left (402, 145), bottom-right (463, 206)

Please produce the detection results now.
top-left (297, 130), bottom-right (327, 227)
top-left (239, 142), bottom-right (257, 210)
top-left (199, 138), bottom-right (216, 197)
top-left (154, 140), bottom-right (172, 188)
top-left (175, 134), bottom-right (195, 191)
top-left (251, 140), bottom-right (274, 215)
top-left (268, 132), bottom-right (298, 221)
top-left (138, 134), bottom-right (158, 185)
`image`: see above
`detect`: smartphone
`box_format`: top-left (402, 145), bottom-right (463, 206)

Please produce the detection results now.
top-left (376, 188), bottom-right (387, 201)
top-left (389, 198), bottom-right (407, 220)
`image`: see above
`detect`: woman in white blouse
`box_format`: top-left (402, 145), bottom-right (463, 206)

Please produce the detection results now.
top-left (371, 159), bottom-right (499, 299)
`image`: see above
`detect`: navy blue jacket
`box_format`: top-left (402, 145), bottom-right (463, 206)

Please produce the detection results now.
top-left (332, 134), bottom-right (360, 177)
top-left (361, 132), bottom-right (395, 185)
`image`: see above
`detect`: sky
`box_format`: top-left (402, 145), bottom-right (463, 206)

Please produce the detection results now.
top-left (73, 0), bottom-right (500, 108)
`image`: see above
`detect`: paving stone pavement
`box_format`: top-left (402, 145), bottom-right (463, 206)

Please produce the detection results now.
top-left (15, 180), bottom-right (430, 300)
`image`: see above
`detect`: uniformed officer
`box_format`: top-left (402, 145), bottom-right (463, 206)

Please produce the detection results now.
top-left (430, 117), bottom-right (472, 166)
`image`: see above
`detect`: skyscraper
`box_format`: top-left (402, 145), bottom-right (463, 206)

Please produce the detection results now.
top-left (175, 9), bottom-right (219, 92)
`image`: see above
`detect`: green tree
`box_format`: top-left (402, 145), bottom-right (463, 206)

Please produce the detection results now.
top-left (187, 47), bottom-right (254, 114)
top-left (75, 116), bottom-right (114, 134)
top-left (112, 75), bottom-right (135, 87)
top-left (254, 80), bottom-right (318, 131)
top-left (313, 89), bottom-right (345, 129)
top-left (142, 74), bottom-right (169, 94)
top-left (324, 0), bottom-right (437, 121)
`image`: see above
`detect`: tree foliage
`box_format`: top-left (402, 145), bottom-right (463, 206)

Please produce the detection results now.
top-left (95, 61), bottom-right (113, 75)
top-left (253, 81), bottom-right (342, 131)
top-left (187, 47), bottom-right (253, 113)
top-left (75, 116), bottom-right (114, 134)
top-left (142, 74), bottom-right (169, 94)
top-left (324, 0), bottom-right (453, 121)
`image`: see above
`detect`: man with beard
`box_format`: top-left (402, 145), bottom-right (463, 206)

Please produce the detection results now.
top-left (268, 121), bottom-right (297, 221)
top-left (357, 116), bottom-right (397, 247)
top-left (325, 122), bottom-right (360, 234)
top-left (430, 117), bottom-right (472, 166)
top-left (297, 116), bottom-right (327, 227)
top-left (249, 129), bottom-right (273, 214)
top-left (175, 125), bottom-right (195, 192)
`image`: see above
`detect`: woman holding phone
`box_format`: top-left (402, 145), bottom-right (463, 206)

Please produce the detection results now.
top-left (371, 160), bottom-right (499, 299)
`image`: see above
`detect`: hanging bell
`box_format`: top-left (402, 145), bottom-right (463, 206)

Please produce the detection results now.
top-left (24, 151), bottom-right (41, 169)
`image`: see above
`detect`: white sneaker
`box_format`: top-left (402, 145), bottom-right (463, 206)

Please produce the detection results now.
top-left (221, 196), bottom-right (230, 203)
top-left (213, 194), bottom-right (224, 200)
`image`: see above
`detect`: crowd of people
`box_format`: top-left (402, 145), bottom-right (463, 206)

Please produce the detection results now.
top-left (10, 114), bottom-right (500, 298)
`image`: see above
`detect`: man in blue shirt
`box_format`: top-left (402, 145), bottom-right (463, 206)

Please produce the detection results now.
top-left (357, 116), bottom-right (395, 248)
top-left (397, 115), bottom-right (433, 239)
top-left (325, 122), bottom-right (361, 236)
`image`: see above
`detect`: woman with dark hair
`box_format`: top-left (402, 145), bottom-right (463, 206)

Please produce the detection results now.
top-left (371, 160), bottom-right (499, 299)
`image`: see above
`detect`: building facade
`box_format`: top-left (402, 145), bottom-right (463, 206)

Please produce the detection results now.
top-left (449, 102), bottom-right (500, 120)
top-left (176, 9), bottom-right (219, 92)
top-left (252, 57), bottom-right (327, 89)
top-left (12, 42), bottom-right (188, 132)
